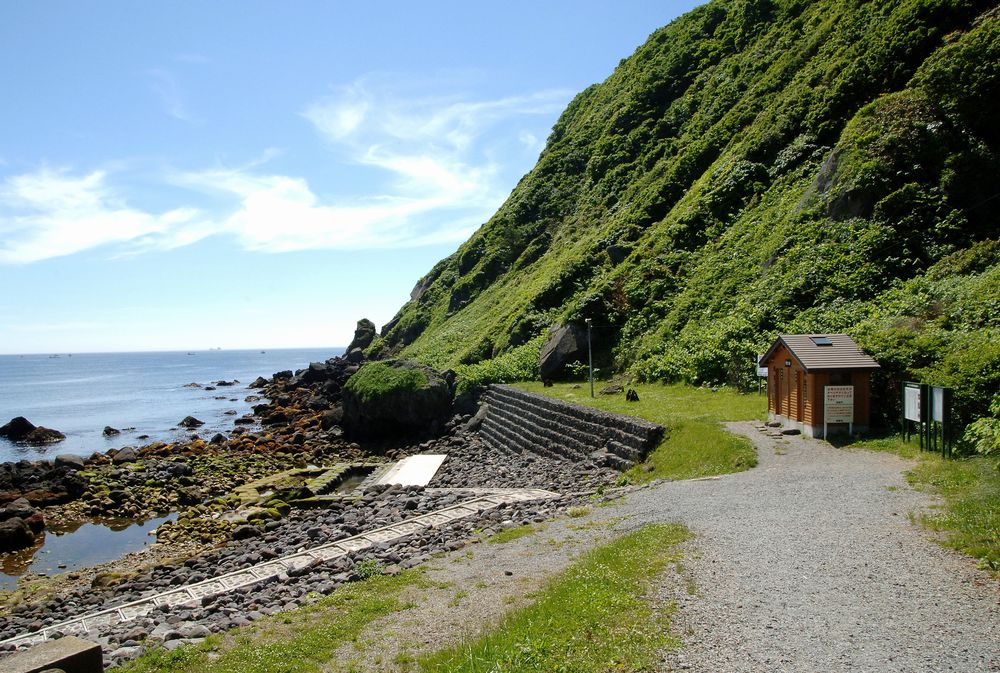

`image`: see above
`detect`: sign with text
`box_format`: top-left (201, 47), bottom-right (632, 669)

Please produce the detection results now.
top-left (904, 383), bottom-right (922, 422)
top-left (756, 355), bottom-right (767, 377)
top-left (824, 386), bottom-right (854, 424)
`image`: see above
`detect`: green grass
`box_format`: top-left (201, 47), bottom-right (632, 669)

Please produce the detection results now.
top-left (343, 362), bottom-right (428, 404)
top-left (487, 524), bottom-right (538, 544)
top-left (851, 435), bottom-right (1000, 574)
top-left (418, 523), bottom-right (688, 673)
top-left (517, 381), bottom-right (764, 482)
top-left (113, 571), bottom-right (422, 673)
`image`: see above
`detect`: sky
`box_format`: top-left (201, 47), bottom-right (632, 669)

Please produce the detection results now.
top-left (0, 1), bottom-right (700, 354)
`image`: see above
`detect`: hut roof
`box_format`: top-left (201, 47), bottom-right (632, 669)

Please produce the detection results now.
top-left (759, 334), bottom-right (880, 372)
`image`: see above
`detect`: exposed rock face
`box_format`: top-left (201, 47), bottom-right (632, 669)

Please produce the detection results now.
top-left (0, 416), bottom-right (66, 445)
top-left (539, 324), bottom-right (588, 380)
top-left (342, 361), bottom-right (453, 439)
top-left (346, 318), bottom-right (377, 353)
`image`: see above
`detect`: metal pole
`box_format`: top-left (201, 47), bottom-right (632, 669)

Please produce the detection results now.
top-left (586, 318), bottom-right (593, 398)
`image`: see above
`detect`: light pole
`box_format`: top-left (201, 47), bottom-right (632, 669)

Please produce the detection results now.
top-left (585, 318), bottom-right (594, 398)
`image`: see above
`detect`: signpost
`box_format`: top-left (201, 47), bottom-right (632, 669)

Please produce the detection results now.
top-left (824, 385), bottom-right (854, 439)
top-left (756, 355), bottom-right (767, 395)
top-left (928, 385), bottom-right (952, 457)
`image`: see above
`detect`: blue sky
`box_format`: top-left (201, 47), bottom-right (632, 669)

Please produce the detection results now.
top-left (0, 1), bottom-right (700, 354)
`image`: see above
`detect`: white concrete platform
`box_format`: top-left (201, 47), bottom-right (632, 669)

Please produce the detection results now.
top-left (375, 454), bottom-right (447, 487)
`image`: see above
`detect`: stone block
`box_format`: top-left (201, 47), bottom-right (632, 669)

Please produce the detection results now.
top-left (5, 636), bottom-right (103, 673)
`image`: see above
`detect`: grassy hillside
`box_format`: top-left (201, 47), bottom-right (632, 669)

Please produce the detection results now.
top-left (372, 0), bottom-right (1000, 433)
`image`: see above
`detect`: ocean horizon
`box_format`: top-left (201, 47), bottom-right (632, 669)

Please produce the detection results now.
top-left (0, 347), bottom-right (345, 463)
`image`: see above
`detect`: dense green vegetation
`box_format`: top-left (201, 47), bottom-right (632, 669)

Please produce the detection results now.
top-left (343, 362), bottom-right (428, 404)
top-left (518, 381), bottom-right (763, 481)
top-left (373, 0), bottom-right (1000, 436)
top-left (418, 524), bottom-right (688, 672)
top-left (851, 435), bottom-right (999, 572)
top-left (114, 571), bottom-right (422, 673)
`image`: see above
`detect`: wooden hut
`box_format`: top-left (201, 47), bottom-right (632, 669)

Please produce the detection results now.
top-left (759, 334), bottom-right (880, 438)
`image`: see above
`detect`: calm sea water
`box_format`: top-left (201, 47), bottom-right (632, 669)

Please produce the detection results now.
top-left (0, 348), bottom-right (343, 463)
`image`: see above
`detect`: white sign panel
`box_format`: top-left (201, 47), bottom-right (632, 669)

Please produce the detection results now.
top-left (825, 386), bottom-right (854, 424)
top-left (904, 385), bottom-right (921, 422)
top-left (932, 387), bottom-right (945, 423)
top-left (756, 355), bottom-right (768, 378)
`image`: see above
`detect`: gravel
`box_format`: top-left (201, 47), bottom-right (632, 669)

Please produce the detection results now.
top-left (621, 422), bottom-right (999, 673)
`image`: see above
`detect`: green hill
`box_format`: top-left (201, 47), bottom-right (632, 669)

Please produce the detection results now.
top-left (371, 0), bottom-right (1000, 432)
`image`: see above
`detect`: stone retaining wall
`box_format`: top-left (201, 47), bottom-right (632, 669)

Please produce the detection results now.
top-left (478, 385), bottom-right (664, 470)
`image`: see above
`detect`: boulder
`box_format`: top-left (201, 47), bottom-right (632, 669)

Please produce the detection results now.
top-left (0, 416), bottom-right (36, 441)
top-left (178, 416), bottom-right (204, 428)
top-left (346, 318), bottom-right (377, 353)
top-left (0, 517), bottom-right (35, 552)
top-left (249, 376), bottom-right (268, 388)
top-left (342, 360), bottom-right (453, 438)
top-left (112, 447), bottom-right (138, 464)
top-left (25, 426), bottom-right (66, 445)
top-left (539, 323), bottom-right (588, 380)
top-left (0, 417), bottom-right (65, 444)
top-left (0, 497), bottom-right (36, 522)
top-left (55, 454), bottom-right (86, 470)
top-left (103, 426), bottom-right (121, 436)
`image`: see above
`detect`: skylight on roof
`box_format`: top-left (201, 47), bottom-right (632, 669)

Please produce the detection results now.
top-left (811, 336), bottom-right (833, 346)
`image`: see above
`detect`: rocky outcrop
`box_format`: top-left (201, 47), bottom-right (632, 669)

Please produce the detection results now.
top-left (478, 385), bottom-right (664, 470)
top-left (342, 361), bottom-right (453, 439)
top-left (538, 324), bottom-right (588, 380)
top-left (0, 417), bottom-right (66, 445)
top-left (346, 318), bottom-right (377, 354)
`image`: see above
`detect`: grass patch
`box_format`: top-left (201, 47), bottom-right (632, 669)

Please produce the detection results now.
top-left (518, 381), bottom-right (763, 481)
top-left (343, 362), bottom-right (428, 404)
top-left (487, 524), bottom-right (537, 544)
top-left (113, 571), bottom-right (422, 673)
top-left (418, 523), bottom-right (688, 672)
top-left (851, 435), bottom-right (1000, 574)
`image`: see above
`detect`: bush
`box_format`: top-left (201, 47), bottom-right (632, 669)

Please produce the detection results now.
top-left (453, 336), bottom-right (546, 396)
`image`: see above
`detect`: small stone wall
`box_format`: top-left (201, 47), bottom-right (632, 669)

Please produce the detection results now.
top-left (478, 385), bottom-right (664, 470)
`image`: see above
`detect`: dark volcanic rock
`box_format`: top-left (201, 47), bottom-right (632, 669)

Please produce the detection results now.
top-left (0, 498), bottom-right (36, 522)
top-left (104, 426), bottom-right (121, 436)
top-left (178, 416), bottom-right (205, 428)
top-left (0, 416), bottom-right (35, 441)
top-left (0, 517), bottom-right (35, 552)
top-left (0, 417), bottom-right (65, 445)
top-left (24, 426), bottom-right (66, 445)
top-left (539, 323), bottom-right (587, 380)
top-left (249, 376), bottom-right (268, 388)
top-left (346, 318), bottom-right (377, 353)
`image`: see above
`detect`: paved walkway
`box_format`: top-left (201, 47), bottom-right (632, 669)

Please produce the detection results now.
top-left (622, 422), bottom-right (999, 673)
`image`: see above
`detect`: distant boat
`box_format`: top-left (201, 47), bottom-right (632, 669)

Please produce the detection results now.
top-left (187, 352), bottom-right (195, 356)
top-left (49, 355), bottom-right (60, 358)
top-left (260, 351), bottom-right (266, 354)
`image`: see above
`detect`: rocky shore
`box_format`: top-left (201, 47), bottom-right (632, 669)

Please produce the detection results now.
top-left (0, 326), bottom-right (619, 668)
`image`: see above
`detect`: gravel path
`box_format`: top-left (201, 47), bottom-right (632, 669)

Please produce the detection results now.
top-left (622, 422), bottom-right (999, 673)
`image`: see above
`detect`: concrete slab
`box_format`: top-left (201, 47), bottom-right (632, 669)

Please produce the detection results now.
top-left (5, 635), bottom-right (102, 673)
top-left (374, 454), bottom-right (447, 487)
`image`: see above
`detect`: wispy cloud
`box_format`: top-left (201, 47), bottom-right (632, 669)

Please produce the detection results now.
top-left (0, 78), bottom-right (571, 263)
top-left (0, 168), bottom-right (206, 264)
top-left (148, 69), bottom-right (199, 123)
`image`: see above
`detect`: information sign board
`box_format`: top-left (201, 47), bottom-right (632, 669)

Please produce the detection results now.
top-left (903, 384), bottom-right (922, 422)
top-left (825, 386), bottom-right (854, 424)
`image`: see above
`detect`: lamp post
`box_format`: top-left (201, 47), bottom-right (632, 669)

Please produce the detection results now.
top-left (585, 318), bottom-right (594, 398)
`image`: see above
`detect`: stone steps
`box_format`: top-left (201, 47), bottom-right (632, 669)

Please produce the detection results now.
top-left (478, 385), bottom-right (664, 470)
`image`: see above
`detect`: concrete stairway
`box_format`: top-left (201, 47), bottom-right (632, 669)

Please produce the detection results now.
top-left (478, 385), bottom-right (664, 470)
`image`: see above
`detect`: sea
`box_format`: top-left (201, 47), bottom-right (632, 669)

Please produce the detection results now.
top-left (0, 348), bottom-right (343, 464)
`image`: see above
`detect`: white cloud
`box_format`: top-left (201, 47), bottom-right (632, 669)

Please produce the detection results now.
top-left (0, 168), bottom-right (206, 264)
top-left (0, 78), bottom-right (571, 263)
